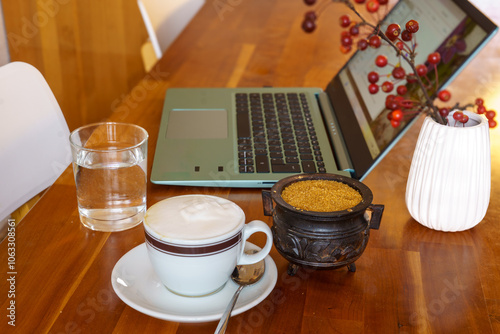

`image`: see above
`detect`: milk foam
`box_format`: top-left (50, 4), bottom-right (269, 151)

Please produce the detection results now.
top-left (145, 195), bottom-right (244, 241)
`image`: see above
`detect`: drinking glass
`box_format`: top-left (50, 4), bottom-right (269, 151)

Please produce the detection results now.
top-left (70, 122), bottom-right (148, 231)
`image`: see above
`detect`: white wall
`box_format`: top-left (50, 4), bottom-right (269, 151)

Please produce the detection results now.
top-left (0, 0), bottom-right (10, 66)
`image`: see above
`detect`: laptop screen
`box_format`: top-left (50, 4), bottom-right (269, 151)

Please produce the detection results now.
top-left (326, 0), bottom-right (497, 179)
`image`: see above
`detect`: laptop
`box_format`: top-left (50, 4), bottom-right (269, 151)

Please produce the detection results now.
top-left (151, 0), bottom-right (497, 188)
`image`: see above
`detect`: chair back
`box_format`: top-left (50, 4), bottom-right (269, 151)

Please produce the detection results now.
top-left (0, 62), bottom-right (71, 224)
top-left (137, 0), bottom-right (205, 59)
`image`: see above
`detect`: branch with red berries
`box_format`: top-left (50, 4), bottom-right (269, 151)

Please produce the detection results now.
top-left (301, 0), bottom-right (497, 128)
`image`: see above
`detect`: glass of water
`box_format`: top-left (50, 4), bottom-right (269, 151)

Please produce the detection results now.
top-left (70, 122), bottom-right (148, 232)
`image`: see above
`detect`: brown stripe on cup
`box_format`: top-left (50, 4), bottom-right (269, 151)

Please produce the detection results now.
top-left (145, 230), bottom-right (242, 257)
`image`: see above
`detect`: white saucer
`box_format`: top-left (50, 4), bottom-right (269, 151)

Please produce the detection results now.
top-left (111, 242), bottom-right (278, 323)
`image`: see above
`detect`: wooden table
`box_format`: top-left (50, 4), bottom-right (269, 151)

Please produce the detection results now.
top-left (2, 0), bottom-right (500, 333)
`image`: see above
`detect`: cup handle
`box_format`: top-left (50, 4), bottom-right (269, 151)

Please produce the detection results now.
top-left (238, 220), bottom-right (273, 265)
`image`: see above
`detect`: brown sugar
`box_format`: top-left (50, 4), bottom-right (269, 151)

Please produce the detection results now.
top-left (281, 180), bottom-right (362, 212)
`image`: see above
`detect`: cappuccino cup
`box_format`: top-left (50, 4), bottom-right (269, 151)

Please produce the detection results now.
top-left (144, 195), bottom-right (273, 297)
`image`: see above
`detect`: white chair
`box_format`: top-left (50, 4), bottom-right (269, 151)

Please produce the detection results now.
top-left (137, 0), bottom-right (205, 70)
top-left (0, 62), bottom-right (71, 238)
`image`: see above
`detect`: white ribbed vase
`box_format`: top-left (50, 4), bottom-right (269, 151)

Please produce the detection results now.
top-left (405, 110), bottom-right (491, 232)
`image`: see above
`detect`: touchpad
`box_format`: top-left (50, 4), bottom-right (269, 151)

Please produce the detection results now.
top-left (166, 109), bottom-right (228, 139)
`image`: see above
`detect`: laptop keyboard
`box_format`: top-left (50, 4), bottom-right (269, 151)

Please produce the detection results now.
top-left (235, 92), bottom-right (326, 174)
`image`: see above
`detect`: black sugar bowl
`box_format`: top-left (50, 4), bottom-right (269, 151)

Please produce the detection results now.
top-left (262, 173), bottom-right (384, 276)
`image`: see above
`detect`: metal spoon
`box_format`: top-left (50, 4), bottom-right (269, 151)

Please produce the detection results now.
top-left (214, 251), bottom-right (266, 334)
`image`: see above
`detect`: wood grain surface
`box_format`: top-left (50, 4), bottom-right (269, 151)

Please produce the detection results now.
top-left (1, 0), bottom-right (499, 333)
top-left (2, 0), bottom-right (148, 130)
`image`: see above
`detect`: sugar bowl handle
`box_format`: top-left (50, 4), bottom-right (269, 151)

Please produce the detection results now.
top-left (262, 190), bottom-right (274, 216)
top-left (366, 204), bottom-right (384, 230)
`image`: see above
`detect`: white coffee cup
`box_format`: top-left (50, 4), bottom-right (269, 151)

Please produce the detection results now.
top-left (143, 195), bottom-right (273, 297)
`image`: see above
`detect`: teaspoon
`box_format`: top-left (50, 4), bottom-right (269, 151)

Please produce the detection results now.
top-left (214, 251), bottom-right (266, 334)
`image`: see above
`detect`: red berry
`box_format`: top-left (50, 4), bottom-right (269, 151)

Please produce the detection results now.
top-left (400, 101), bottom-right (413, 109)
top-left (489, 119), bottom-right (497, 128)
top-left (304, 11), bottom-right (317, 21)
top-left (381, 81), bottom-right (394, 93)
top-left (396, 85), bottom-right (407, 96)
top-left (401, 30), bottom-right (412, 41)
top-left (406, 74), bottom-right (417, 83)
top-left (475, 98), bottom-right (484, 106)
top-left (416, 64), bottom-right (427, 76)
top-left (386, 99), bottom-right (399, 110)
top-left (357, 39), bottom-right (368, 50)
top-left (385, 95), bottom-right (396, 109)
top-left (385, 23), bottom-right (401, 41)
top-left (368, 84), bottom-right (379, 94)
top-left (427, 52), bottom-right (441, 65)
top-left (392, 109), bottom-right (403, 121)
top-left (477, 105), bottom-right (486, 114)
top-left (439, 108), bottom-right (450, 117)
top-left (391, 119), bottom-right (401, 128)
top-left (387, 112), bottom-right (393, 120)
top-left (368, 71), bottom-right (379, 84)
top-left (392, 67), bottom-right (406, 79)
top-left (437, 90), bottom-right (451, 102)
top-left (340, 45), bottom-right (352, 54)
top-left (453, 111), bottom-right (464, 122)
top-left (354, 0), bottom-right (366, 3)
top-left (302, 19), bottom-right (316, 33)
top-left (341, 35), bottom-right (353, 47)
top-left (405, 20), bottom-right (419, 33)
top-left (396, 41), bottom-right (405, 50)
top-left (485, 110), bottom-right (496, 120)
top-left (350, 25), bottom-right (360, 36)
top-left (339, 15), bottom-right (351, 28)
top-left (369, 35), bottom-right (382, 48)
top-left (366, 0), bottom-right (380, 13)
top-left (304, 0), bottom-right (317, 6)
top-left (375, 54), bottom-right (388, 67)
